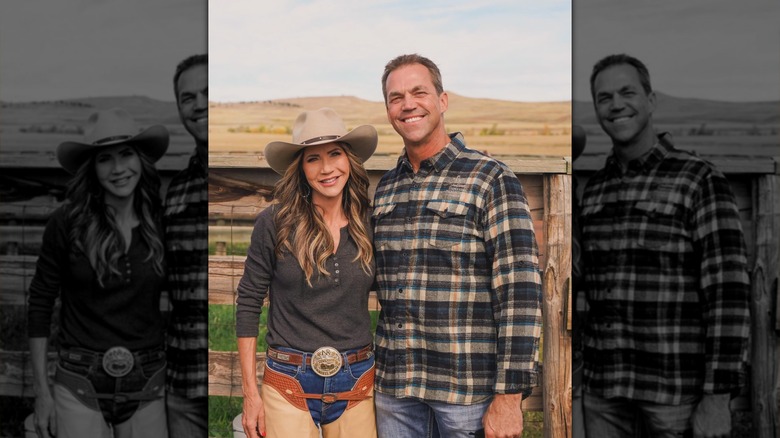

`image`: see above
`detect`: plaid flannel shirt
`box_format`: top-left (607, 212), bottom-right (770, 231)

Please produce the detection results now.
top-left (372, 133), bottom-right (542, 404)
top-left (164, 153), bottom-right (208, 398)
top-left (580, 134), bottom-right (749, 405)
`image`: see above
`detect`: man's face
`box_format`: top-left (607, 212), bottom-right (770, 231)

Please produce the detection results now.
top-left (176, 63), bottom-right (208, 145)
top-left (592, 64), bottom-right (656, 148)
top-left (384, 63), bottom-right (448, 148)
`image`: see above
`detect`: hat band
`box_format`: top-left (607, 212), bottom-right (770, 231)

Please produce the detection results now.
top-left (301, 135), bottom-right (340, 145)
top-left (93, 135), bottom-right (133, 145)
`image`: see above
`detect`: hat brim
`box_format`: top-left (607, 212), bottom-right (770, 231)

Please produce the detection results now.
top-left (57, 125), bottom-right (169, 174)
top-left (264, 124), bottom-right (378, 175)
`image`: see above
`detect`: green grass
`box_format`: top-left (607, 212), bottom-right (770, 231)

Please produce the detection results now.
top-left (208, 395), bottom-right (244, 438)
top-left (209, 304), bottom-right (268, 351)
top-left (208, 241), bottom-right (250, 256)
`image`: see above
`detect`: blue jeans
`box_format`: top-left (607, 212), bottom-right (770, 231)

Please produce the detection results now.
top-left (375, 392), bottom-right (491, 438)
top-left (165, 392), bottom-right (207, 438)
top-left (583, 391), bottom-right (696, 438)
top-left (266, 346), bottom-right (375, 427)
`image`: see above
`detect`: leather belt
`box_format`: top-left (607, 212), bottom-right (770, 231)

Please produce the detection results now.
top-left (267, 345), bottom-right (373, 367)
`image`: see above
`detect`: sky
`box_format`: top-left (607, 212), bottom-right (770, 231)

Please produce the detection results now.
top-left (209, 0), bottom-right (572, 103)
top-left (573, 0), bottom-right (780, 102)
top-left (0, 0), bottom-right (207, 102)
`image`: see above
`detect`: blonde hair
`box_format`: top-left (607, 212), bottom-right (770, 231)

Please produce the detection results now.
top-left (272, 143), bottom-right (373, 286)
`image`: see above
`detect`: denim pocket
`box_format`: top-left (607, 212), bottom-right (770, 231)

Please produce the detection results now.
top-left (266, 357), bottom-right (300, 378)
top-left (345, 356), bottom-right (375, 380)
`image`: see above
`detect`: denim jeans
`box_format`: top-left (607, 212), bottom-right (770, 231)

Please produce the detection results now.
top-left (583, 391), bottom-right (696, 438)
top-left (375, 391), bottom-right (491, 438)
top-left (165, 392), bottom-right (207, 438)
top-left (266, 345), bottom-right (375, 427)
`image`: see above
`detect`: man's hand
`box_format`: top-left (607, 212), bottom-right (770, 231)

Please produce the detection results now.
top-left (242, 393), bottom-right (266, 438)
top-left (34, 393), bottom-right (56, 438)
top-left (692, 393), bottom-right (731, 438)
top-left (483, 393), bottom-right (523, 438)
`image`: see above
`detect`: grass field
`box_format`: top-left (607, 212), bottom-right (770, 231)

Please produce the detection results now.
top-left (209, 95), bottom-right (572, 159)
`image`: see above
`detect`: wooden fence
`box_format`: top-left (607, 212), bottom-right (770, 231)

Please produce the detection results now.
top-left (207, 153), bottom-right (574, 437)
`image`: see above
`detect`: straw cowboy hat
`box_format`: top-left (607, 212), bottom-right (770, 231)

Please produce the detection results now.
top-left (264, 107), bottom-right (377, 175)
top-left (57, 107), bottom-right (169, 174)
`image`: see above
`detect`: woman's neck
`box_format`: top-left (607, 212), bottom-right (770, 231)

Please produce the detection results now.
top-left (105, 194), bottom-right (138, 229)
top-left (314, 197), bottom-right (348, 228)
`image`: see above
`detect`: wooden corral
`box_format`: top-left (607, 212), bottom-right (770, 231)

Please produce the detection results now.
top-left (575, 139), bottom-right (780, 438)
top-left (208, 152), bottom-right (574, 438)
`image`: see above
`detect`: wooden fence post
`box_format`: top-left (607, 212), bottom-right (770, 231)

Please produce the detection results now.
top-left (751, 174), bottom-right (779, 438)
top-left (542, 174), bottom-right (572, 438)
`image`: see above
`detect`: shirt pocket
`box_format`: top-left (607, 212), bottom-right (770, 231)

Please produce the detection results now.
top-left (579, 203), bottom-right (611, 253)
top-left (424, 200), bottom-right (471, 249)
top-left (633, 200), bottom-right (678, 249)
top-left (372, 203), bottom-right (401, 252)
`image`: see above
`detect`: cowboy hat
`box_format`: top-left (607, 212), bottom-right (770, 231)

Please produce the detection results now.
top-left (57, 107), bottom-right (169, 174)
top-left (264, 107), bottom-right (377, 175)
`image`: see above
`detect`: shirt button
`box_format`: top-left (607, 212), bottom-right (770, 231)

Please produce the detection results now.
top-left (398, 288), bottom-right (403, 294)
top-left (397, 323), bottom-right (402, 328)
top-left (335, 263), bottom-right (339, 267)
top-left (190, 288), bottom-right (195, 294)
top-left (335, 270), bottom-right (340, 274)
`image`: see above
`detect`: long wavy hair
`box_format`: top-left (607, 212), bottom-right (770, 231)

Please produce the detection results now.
top-left (273, 143), bottom-right (373, 286)
top-left (65, 147), bottom-right (165, 287)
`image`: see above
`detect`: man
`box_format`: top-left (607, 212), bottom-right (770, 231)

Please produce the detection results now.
top-left (164, 54), bottom-right (208, 437)
top-left (579, 54), bottom-right (750, 437)
top-left (372, 53), bottom-right (542, 438)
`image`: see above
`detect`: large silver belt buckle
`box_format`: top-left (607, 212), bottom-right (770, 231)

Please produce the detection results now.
top-left (102, 346), bottom-right (134, 377)
top-left (311, 346), bottom-right (343, 377)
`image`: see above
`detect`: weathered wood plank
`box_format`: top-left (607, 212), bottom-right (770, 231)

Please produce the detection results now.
top-left (576, 154), bottom-right (776, 174)
top-left (750, 175), bottom-right (779, 437)
top-left (0, 351), bottom-right (57, 397)
top-left (0, 255), bottom-right (37, 305)
top-left (209, 153), bottom-right (571, 174)
top-left (542, 174), bottom-right (573, 438)
top-left (207, 350), bottom-right (544, 411)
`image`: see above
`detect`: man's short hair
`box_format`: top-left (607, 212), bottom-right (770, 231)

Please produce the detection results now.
top-left (589, 54), bottom-right (652, 99)
top-left (381, 54), bottom-right (444, 105)
top-left (173, 54), bottom-right (208, 103)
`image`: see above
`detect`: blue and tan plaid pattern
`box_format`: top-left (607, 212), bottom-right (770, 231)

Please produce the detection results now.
top-left (580, 134), bottom-right (750, 404)
top-left (372, 133), bottom-right (542, 404)
top-left (164, 154), bottom-right (208, 398)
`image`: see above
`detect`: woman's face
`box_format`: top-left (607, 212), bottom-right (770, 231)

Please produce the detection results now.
top-left (301, 142), bottom-right (351, 204)
top-left (94, 144), bottom-right (142, 203)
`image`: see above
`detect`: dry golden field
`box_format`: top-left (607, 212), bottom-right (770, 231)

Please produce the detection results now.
top-left (209, 94), bottom-right (572, 158)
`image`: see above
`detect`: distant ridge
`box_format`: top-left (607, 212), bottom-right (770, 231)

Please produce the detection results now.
top-left (574, 92), bottom-right (780, 125)
top-left (1, 95), bottom-right (181, 127)
top-left (211, 92), bottom-right (572, 125)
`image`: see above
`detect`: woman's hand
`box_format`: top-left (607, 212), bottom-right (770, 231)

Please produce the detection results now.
top-left (34, 393), bottom-right (57, 438)
top-left (242, 393), bottom-right (266, 438)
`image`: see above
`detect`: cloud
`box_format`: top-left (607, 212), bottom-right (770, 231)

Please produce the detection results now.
top-left (209, 0), bottom-right (571, 102)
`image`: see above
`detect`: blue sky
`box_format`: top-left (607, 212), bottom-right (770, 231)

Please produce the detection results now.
top-left (0, 0), bottom-right (207, 102)
top-left (209, 0), bottom-right (572, 102)
top-left (573, 0), bottom-right (780, 102)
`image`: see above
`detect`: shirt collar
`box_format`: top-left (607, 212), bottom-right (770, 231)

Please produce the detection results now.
top-left (396, 132), bottom-right (466, 174)
top-left (604, 132), bottom-right (674, 177)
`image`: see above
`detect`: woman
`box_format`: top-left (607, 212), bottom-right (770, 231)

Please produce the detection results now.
top-left (28, 108), bottom-right (169, 438)
top-left (236, 107), bottom-right (378, 438)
